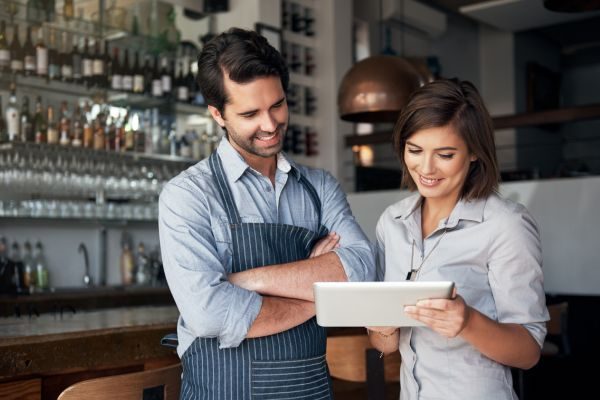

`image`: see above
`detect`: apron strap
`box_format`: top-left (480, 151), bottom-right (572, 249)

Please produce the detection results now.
top-left (291, 167), bottom-right (323, 227)
top-left (209, 151), bottom-right (324, 227)
top-left (209, 151), bottom-right (242, 225)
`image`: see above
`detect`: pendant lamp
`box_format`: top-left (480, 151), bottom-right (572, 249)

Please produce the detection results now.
top-left (337, 0), bottom-right (429, 123)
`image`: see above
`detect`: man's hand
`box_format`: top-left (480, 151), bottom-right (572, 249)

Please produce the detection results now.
top-left (309, 232), bottom-right (340, 258)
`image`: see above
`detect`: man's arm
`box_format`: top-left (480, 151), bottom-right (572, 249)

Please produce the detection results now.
top-left (229, 171), bottom-right (376, 301)
top-left (246, 297), bottom-right (316, 338)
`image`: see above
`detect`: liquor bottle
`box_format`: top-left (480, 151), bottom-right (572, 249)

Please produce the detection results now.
top-left (161, 57), bottom-right (173, 99)
top-left (186, 60), bottom-right (196, 104)
top-left (82, 101), bottom-right (93, 148)
top-left (35, 26), bottom-right (48, 77)
top-left (93, 108), bottom-right (105, 150)
top-left (71, 103), bottom-right (82, 147)
top-left (23, 26), bottom-right (36, 76)
top-left (0, 21), bottom-right (10, 73)
top-left (109, 47), bottom-right (122, 91)
top-left (59, 101), bottom-right (70, 146)
top-left (20, 96), bottom-right (33, 142)
top-left (121, 49), bottom-right (133, 92)
top-left (0, 96), bottom-right (7, 143)
top-left (33, 96), bottom-right (46, 143)
top-left (60, 31), bottom-right (72, 82)
top-left (135, 242), bottom-right (149, 285)
top-left (71, 34), bottom-right (82, 84)
top-left (151, 55), bottom-right (162, 98)
top-left (132, 51), bottom-right (144, 94)
top-left (81, 37), bottom-right (93, 87)
top-left (46, 105), bottom-right (58, 144)
top-left (5, 85), bottom-right (19, 142)
top-left (22, 241), bottom-right (34, 291)
top-left (175, 60), bottom-right (188, 103)
top-left (10, 241), bottom-right (24, 293)
top-left (120, 233), bottom-right (134, 285)
top-left (143, 54), bottom-right (153, 96)
top-left (63, 0), bottom-right (74, 22)
top-left (33, 241), bottom-right (49, 290)
top-left (9, 24), bottom-right (23, 76)
top-left (47, 29), bottom-right (60, 81)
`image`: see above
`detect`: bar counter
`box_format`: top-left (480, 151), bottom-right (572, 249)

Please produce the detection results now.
top-left (0, 305), bottom-right (179, 399)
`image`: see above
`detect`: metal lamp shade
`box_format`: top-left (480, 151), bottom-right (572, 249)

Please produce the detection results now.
top-left (337, 55), bottom-right (424, 123)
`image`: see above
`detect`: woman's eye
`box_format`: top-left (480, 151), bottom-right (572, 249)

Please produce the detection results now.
top-left (407, 149), bottom-right (421, 154)
top-left (439, 153), bottom-right (455, 160)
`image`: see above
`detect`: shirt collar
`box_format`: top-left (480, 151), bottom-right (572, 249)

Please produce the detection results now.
top-left (393, 193), bottom-right (487, 226)
top-left (216, 136), bottom-right (296, 182)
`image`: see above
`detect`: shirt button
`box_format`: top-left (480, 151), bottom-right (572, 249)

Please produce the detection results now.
top-left (265, 186), bottom-right (272, 192)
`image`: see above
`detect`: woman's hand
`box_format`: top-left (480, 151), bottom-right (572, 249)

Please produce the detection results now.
top-left (309, 232), bottom-right (340, 258)
top-left (404, 288), bottom-right (472, 338)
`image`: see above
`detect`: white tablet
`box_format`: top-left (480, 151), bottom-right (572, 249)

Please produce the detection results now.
top-left (314, 281), bottom-right (455, 327)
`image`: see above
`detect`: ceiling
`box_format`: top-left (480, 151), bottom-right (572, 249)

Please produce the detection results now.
top-left (422, 0), bottom-right (600, 51)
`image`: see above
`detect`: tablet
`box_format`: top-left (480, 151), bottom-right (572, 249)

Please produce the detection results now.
top-left (314, 281), bottom-right (455, 327)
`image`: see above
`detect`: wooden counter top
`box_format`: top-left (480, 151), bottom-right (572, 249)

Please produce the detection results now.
top-left (0, 306), bottom-right (179, 381)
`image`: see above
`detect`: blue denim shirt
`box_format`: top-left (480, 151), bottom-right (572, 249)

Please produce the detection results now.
top-left (159, 137), bottom-right (375, 356)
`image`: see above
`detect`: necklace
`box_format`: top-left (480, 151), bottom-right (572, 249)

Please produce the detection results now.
top-left (406, 228), bottom-right (449, 281)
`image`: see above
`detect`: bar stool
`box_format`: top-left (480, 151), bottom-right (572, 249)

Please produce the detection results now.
top-left (57, 363), bottom-right (182, 400)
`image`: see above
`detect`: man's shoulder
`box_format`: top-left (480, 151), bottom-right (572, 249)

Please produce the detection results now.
top-left (161, 159), bottom-right (214, 198)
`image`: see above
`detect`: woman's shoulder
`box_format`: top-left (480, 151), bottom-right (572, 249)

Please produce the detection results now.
top-left (483, 193), bottom-right (534, 225)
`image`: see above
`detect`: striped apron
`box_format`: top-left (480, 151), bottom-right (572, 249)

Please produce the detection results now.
top-left (179, 152), bottom-right (334, 400)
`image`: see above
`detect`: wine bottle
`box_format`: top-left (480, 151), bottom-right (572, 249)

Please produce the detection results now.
top-left (35, 26), bottom-right (48, 77)
top-left (109, 47), bottom-right (122, 91)
top-left (9, 24), bottom-right (23, 76)
top-left (0, 20), bottom-right (10, 73)
top-left (71, 34), bottom-right (82, 84)
top-left (151, 55), bottom-right (162, 98)
top-left (121, 49), bottom-right (133, 92)
top-left (46, 105), bottom-right (58, 145)
top-left (175, 60), bottom-right (188, 103)
top-left (5, 85), bottom-right (19, 142)
top-left (81, 37), bottom-right (93, 87)
top-left (20, 96), bottom-right (33, 142)
top-left (33, 96), bottom-right (46, 144)
top-left (161, 57), bottom-right (172, 99)
top-left (47, 29), bottom-right (60, 81)
top-left (60, 31), bottom-right (73, 82)
top-left (23, 26), bottom-right (36, 77)
top-left (0, 96), bottom-right (7, 143)
top-left (92, 39), bottom-right (106, 88)
top-left (132, 51), bottom-right (144, 94)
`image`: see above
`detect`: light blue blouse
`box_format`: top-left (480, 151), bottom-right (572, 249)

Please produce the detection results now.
top-left (376, 193), bottom-right (549, 400)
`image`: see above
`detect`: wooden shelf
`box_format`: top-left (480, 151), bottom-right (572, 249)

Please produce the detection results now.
top-left (492, 103), bottom-right (600, 129)
top-left (344, 104), bottom-right (600, 147)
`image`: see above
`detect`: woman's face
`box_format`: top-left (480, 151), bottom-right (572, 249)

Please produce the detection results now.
top-left (404, 124), bottom-right (477, 205)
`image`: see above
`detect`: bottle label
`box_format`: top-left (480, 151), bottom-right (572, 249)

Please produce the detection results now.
top-left (92, 59), bottom-right (104, 75)
top-left (152, 79), bottom-right (163, 97)
top-left (61, 64), bottom-right (73, 78)
top-left (111, 74), bottom-right (123, 90)
top-left (47, 128), bottom-right (59, 144)
top-left (48, 64), bottom-right (60, 79)
top-left (82, 59), bottom-right (92, 77)
top-left (177, 86), bottom-right (188, 101)
top-left (0, 49), bottom-right (9, 66)
top-left (6, 110), bottom-right (19, 139)
top-left (133, 75), bottom-right (144, 92)
top-left (11, 59), bottom-right (23, 71)
top-left (36, 48), bottom-right (48, 75)
top-left (161, 75), bottom-right (172, 92)
top-left (24, 55), bottom-right (35, 71)
top-left (122, 75), bottom-right (133, 90)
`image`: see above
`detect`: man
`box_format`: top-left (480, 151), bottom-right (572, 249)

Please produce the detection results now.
top-left (158, 27), bottom-right (375, 400)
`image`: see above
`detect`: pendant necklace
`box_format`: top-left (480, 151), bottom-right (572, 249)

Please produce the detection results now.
top-left (406, 225), bottom-right (449, 281)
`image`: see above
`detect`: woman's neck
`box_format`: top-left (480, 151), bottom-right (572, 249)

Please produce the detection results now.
top-left (421, 195), bottom-right (459, 238)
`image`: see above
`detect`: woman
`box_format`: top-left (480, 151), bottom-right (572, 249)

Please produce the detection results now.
top-left (368, 78), bottom-right (548, 399)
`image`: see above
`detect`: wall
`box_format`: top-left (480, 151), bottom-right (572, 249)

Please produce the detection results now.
top-left (347, 176), bottom-right (600, 296)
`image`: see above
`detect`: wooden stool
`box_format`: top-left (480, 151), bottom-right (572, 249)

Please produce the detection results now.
top-left (57, 363), bottom-right (182, 400)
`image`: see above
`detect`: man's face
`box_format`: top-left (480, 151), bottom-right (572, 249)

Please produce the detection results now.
top-left (208, 74), bottom-right (288, 161)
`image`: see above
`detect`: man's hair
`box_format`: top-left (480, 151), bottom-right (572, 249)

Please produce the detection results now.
top-left (196, 27), bottom-right (289, 114)
top-left (392, 78), bottom-right (500, 201)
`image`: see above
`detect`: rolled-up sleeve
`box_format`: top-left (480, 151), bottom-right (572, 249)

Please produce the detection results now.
top-left (487, 206), bottom-right (549, 347)
top-left (158, 181), bottom-right (262, 349)
top-left (319, 171), bottom-right (376, 282)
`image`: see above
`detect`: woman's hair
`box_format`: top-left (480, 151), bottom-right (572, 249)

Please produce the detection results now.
top-left (392, 78), bottom-right (499, 200)
top-left (196, 27), bottom-right (289, 114)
